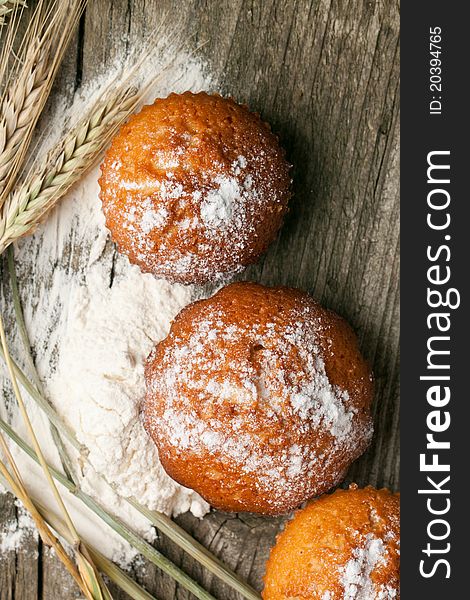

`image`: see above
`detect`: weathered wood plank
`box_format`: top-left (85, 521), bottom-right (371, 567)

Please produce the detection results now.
top-left (0, 492), bottom-right (17, 600)
top-left (1, 0), bottom-right (400, 598)
top-left (0, 493), bottom-right (39, 600)
top-left (41, 546), bottom-right (82, 600)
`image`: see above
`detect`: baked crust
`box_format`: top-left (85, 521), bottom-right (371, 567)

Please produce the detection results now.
top-left (263, 485), bottom-right (400, 599)
top-left (144, 282), bottom-right (374, 515)
top-left (99, 92), bottom-right (291, 284)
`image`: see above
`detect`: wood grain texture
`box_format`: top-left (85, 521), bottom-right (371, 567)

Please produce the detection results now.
top-left (0, 0), bottom-right (399, 598)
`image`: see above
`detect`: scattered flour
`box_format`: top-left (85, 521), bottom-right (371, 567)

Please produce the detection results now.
top-left (0, 500), bottom-right (38, 556)
top-left (0, 40), bottom-right (215, 565)
top-left (45, 216), bottom-right (206, 517)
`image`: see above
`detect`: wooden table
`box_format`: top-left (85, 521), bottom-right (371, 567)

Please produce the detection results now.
top-left (0, 0), bottom-right (399, 598)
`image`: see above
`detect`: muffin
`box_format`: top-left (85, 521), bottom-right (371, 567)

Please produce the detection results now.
top-left (263, 485), bottom-right (400, 599)
top-left (99, 92), bottom-right (291, 284)
top-left (144, 282), bottom-right (374, 514)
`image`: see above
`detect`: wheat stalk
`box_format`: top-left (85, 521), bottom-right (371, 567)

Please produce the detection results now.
top-left (2, 252), bottom-right (262, 600)
top-left (0, 3), bottom-right (24, 94)
top-left (0, 84), bottom-right (142, 252)
top-left (6, 247), bottom-right (77, 483)
top-left (0, 314), bottom-right (114, 600)
top-left (0, 475), bottom-right (158, 600)
top-left (0, 413), bottom-right (108, 599)
top-left (34, 499), bottom-right (158, 600)
top-left (0, 464), bottom-right (110, 600)
top-left (0, 0), bottom-right (25, 25)
top-left (0, 311), bottom-right (78, 539)
top-left (0, 415), bottom-right (217, 600)
top-left (0, 352), bottom-right (262, 600)
top-left (0, 0), bottom-right (86, 205)
top-left (0, 453), bottom-right (95, 598)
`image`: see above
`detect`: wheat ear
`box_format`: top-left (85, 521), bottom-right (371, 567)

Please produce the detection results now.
top-left (0, 3), bottom-right (25, 91)
top-left (0, 0), bottom-right (25, 25)
top-left (0, 0), bottom-right (86, 205)
top-left (0, 85), bottom-right (142, 253)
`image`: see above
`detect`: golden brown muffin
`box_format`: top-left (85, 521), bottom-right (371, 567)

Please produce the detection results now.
top-left (144, 282), bottom-right (374, 515)
top-left (263, 485), bottom-right (400, 599)
top-left (99, 92), bottom-right (291, 284)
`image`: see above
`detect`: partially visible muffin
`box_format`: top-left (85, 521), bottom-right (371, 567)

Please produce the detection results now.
top-left (99, 92), bottom-right (291, 284)
top-left (144, 282), bottom-right (374, 514)
top-left (263, 485), bottom-right (400, 599)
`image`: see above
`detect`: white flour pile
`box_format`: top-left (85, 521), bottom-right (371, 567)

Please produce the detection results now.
top-left (0, 42), bottom-right (214, 565)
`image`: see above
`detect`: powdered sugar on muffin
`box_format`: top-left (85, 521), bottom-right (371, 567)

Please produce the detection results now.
top-left (144, 282), bottom-right (374, 514)
top-left (99, 92), bottom-right (291, 284)
top-left (264, 486), bottom-right (400, 599)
